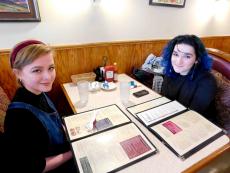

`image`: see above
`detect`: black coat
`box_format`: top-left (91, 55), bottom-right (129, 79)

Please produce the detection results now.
top-left (161, 70), bottom-right (217, 123)
top-left (4, 87), bottom-right (72, 173)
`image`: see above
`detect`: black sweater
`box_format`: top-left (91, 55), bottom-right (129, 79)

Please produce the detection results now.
top-left (4, 87), bottom-right (71, 173)
top-left (161, 70), bottom-right (217, 123)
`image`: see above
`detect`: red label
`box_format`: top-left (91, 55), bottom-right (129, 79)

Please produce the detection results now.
top-left (163, 121), bottom-right (182, 134)
top-left (120, 135), bottom-right (151, 159)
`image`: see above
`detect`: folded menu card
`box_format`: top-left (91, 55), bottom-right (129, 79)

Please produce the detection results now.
top-left (71, 123), bottom-right (157, 173)
top-left (127, 99), bottom-right (225, 159)
top-left (127, 97), bottom-right (170, 118)
top-left (63, 104), bottom-right (130, 141)
top-left (150, 110), bottom-right (224, 159)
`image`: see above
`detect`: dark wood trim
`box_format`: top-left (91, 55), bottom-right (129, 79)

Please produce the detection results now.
top-left (182, 143), bottom-right (230, 173)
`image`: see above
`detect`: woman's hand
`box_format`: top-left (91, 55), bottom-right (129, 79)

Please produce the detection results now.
top-left (43, 150), bottom-right (73, 172)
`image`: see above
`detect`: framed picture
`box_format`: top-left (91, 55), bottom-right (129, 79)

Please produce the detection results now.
top-left (0, 0), bottom-right (40, 22)
top-left (149, 0), bottom-right (186, 8)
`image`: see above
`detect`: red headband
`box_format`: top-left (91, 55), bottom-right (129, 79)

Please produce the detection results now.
top-left (10, 40), bottom-right (45, 68)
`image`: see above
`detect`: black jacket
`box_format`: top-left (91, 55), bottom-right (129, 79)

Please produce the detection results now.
top-left (4, 87), bottom-right (72, 173)
top-left (161, 70), bottom-right (217, 123)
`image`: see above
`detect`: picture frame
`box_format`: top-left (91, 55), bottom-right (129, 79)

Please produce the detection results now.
top-left (0, 0), bottom-right (40, 22)
top-left (149, 0), bottom-right (186, 8)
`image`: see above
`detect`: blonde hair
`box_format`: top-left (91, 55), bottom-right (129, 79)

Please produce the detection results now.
top-left (12, 44), bottom-right (52, 70)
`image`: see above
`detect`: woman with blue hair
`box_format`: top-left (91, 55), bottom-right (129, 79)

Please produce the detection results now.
top-left (161, 35), bottom-right (217, 123)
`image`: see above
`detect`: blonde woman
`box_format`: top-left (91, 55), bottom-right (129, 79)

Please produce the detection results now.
top-left (4, 40), bottom-right (77, 173)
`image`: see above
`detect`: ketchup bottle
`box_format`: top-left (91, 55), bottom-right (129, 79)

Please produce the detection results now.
top-left (104, 65), bottom-right (114, 82)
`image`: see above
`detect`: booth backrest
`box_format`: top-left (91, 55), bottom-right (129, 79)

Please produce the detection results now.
top-left (207, 48), bottom-right (230, 135)
top-left (0, 86), bottom-right (10, 133)
top-left (211, 54), bottom-right (230, 80)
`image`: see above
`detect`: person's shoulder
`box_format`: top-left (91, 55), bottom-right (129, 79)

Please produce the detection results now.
top-left (5, 107), bottom-right (35, 126)
top-left (5, 99), bottom-right (41, 128)
top-left (4, 107), bottom-right (47, 138)
top-left (195, 70), bottom-right (217, 88)
top-left (12, 87), bottom-right (43, 105)
top-left (196, 70), bottom-right (215, 81)
top-left (12, 87), bottom-right (28, 102)
top-left (7, 88), bottom-right (35, 120)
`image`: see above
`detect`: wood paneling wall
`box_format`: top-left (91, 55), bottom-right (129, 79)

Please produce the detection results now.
top-left (53, 39), bottom-right (168, 84)
top-left (201, 36), bottom-right (230, 53)
top-left (1, 36), bottom-right (230, 115)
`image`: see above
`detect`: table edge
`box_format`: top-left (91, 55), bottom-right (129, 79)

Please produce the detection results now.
top-left (61, 83), bottom-right (77, 114)
top-left (182, 142), bottom-right (230, 173)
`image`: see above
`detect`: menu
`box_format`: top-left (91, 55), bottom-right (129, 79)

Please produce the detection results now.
top-left (72, 123), bottom-right (157, 173)
top-left (151, 110), bottom-right (224, 159)
top-left (63, 104), bottom-right (130, 140)
top-left (136, 100), bottom-right (187, 126)
top-left (127, 97), bottom-right (170, 118)
top-left (127, 100), bottom-right (225, 159)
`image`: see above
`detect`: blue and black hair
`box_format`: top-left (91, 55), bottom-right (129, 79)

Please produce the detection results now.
top-left (161, 34), bottom-right (213, 79)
